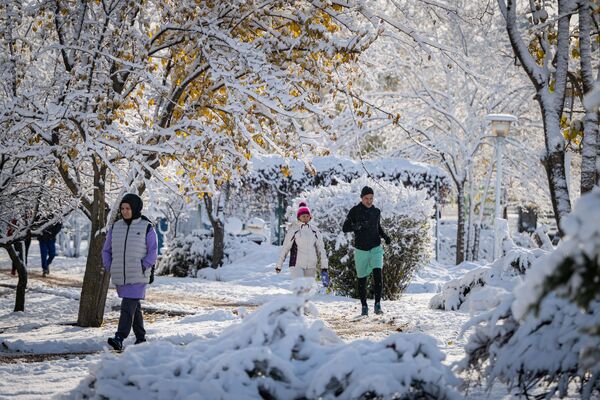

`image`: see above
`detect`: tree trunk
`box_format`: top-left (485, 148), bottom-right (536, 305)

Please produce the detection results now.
top-left (471, 224), bottom-right (481, 261)
top-left (465, 177), bottom-right (476, 261)
top-left (211, 219), bottom-right (225, 268)
top-left (203, 194), bottom-right (225, 268)
top-left (538, 98), bottom-right (571, 236)
top-left (3, 244), bottom-right (27, 312)
top-left (578, 0), bottom-right (600, 194)
top-left (500, 0), bottom-right (572, 235)
top-left (541, 146), bottom-right (571, 236)
top-left (455, 182), bottom-right (466, 265)
top-left (77, 167), bottom-right (109, 327)
top-left (77, 221), bottom-right (110, 326)
top-left (581, 111), bottom-right (599, 194)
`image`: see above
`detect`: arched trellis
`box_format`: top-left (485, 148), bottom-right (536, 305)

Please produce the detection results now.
top-left (230, 156), bottom-right (451, 246)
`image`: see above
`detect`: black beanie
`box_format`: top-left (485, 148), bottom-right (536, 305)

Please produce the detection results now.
top-left (360, 186), bottom-right (374, 198)
top-left (120, 193), bottom-right (143, 220)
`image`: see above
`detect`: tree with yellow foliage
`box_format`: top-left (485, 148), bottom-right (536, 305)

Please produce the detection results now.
top-left (0, 0), bottom-right (380, 326)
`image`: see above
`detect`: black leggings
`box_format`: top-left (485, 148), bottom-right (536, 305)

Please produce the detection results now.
top-left (358, 268), bottom-right (382, 307)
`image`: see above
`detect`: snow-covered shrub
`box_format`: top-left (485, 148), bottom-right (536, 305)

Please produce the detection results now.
top-left (157, 230), bottom-right (258, 277)
top-left (458, 192), bottom-right (600, 399)
top-left (459, 294), bottom-right (600, 398)
top-left (68, 281), bottom-right (462, 400)
top-left (293, 177), bottom-right (433, 300)
top-left (513, 191), bottom-right (600, 318)
top-left (246, 155), bottom-right (450, 200)
top-left (430, 231), bottom-right (548, 311)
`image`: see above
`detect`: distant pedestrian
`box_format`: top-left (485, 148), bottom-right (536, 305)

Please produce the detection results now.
top-left (275, 203), bottom-right (329, 286)
top-left (342, 186), bottom-right (391, 316)
top-left (103, 193), bottom-right (158, 351)
top-left (38, 220), bottom-right (62, 276)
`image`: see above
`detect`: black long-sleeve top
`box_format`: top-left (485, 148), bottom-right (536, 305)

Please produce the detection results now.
top-left (342, 203), bottom-right (389, 251)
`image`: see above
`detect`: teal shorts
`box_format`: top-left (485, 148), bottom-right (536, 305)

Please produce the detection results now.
top-left (354, 246), bottom-right (384, 278)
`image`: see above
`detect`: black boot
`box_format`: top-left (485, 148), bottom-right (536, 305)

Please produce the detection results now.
top-left (108, 335), bottom-right (124, 351)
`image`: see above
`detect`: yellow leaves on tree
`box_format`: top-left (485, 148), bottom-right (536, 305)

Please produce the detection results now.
top-left (145, 2), bottom-right (368, 193)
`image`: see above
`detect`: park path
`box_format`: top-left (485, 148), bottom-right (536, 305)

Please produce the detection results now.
top-left (0, 270), bottom-right (406, 362)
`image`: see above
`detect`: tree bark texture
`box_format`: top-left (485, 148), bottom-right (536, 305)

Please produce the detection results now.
top-left (204, 194), bottom-right (225, 268)
top-left (581, 111), bottom-right (599, 193)
top-left (455, 183), bottom-right (466, 265)
top-left (2, 244), bottom-right (27, 312)
top-left (578, 0), bottom-right (600, 193)
top-left (471, 224), bottom-right (481, 261)
top-left (77, 221), bottom-right (110, 327)
top-left (541, 110), bottom-right (572, 236)
top-left (212, 220), bottom-right (225, 268)
top-left (77, 167), bottom-right (109, 327)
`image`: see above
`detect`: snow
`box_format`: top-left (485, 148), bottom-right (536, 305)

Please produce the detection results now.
top-left (250, 155), bottom-right (448, 182)
top-left (67, 280), bottom-right (462, 400)
top-left (245, 154), bottom-right (450, 200)
top-left (0, 239), bottom-right (541, 399)
top-left (430, 233), bottom-right (548, 312)
top-left (513, 191), bottom-right (600, 319)
top-left (455, 192), bottom-right (600, 399)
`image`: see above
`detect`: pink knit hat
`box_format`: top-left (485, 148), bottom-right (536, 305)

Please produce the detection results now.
top-left (297, 206), bottom-right (311, 219)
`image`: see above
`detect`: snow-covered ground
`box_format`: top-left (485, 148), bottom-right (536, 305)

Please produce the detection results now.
top-left (1, 241), bottom-right (526, 399)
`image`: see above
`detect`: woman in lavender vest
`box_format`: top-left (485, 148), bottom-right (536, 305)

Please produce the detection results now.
top-left (102, 193), bottom-right (158, 351)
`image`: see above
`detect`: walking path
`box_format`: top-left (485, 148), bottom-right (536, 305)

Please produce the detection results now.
top-left (0, 244), bottom-right (478, 399)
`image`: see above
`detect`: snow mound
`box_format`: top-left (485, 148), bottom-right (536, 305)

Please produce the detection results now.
top-left (404, 260), bottom-right (480, 294)
top-left (430, 245), bottom-right (547, 312)
top-left (68, 283), bottom-right (462, 400)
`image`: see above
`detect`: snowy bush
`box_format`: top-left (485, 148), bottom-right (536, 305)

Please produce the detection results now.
top-left (429, 245), bottom-right (547, 311)
top-left (292, 177), bottom-right (433, 300)
top-left (246, 155), bottom-right (450, 200)
top-left (157, 230), bottom-right (259, 277)
top-left (459, 294), bottom-right (600, 399)
top-left (513, 191), bottom-right (600, 319)
top-left (68, 281), bottom-right (462, 400)
top-left (458, 192), bottom-right (600, 399)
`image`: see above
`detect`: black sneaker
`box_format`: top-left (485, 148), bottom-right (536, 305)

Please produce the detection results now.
top-left (108, 336), bottom-right (123, 351)
top-left (134, 337), bottom-right (146, 345)
top-left (374, 303), bottom-right (383, 315)
top-left (42, 269), bottom-right (49, 277)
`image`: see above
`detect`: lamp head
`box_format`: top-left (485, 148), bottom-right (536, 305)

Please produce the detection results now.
top-left (486, 114), bottom-right (517, 138)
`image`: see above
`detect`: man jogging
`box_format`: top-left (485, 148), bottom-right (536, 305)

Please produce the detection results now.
top-left (342, 186), bottom-right (391, 316)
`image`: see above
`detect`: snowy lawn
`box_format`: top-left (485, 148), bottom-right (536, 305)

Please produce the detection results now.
top-left (1, 241), bottom-right (532, 399)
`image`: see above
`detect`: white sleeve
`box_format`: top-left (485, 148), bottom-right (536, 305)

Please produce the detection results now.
top-left (275, 228), bottom-right (296, 269)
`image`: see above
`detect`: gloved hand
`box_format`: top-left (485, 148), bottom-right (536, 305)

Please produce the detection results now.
top-left (321, 270), bottom-right (330, 288)
top-left (353, 221), bottom-right (366, 231)
top-left (383, 235), bottom-right (391, 245)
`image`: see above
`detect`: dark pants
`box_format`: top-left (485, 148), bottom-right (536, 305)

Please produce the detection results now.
top-left (116, 298), bottom-right (146, 340)
top-left (358, 268), bottom-right (383, 307)
top-left (39, 239), bottom-right (56, 271)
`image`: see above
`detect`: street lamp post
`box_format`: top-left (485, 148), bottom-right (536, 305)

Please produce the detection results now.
top-left (486, 114), bottom-right (517, 259)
